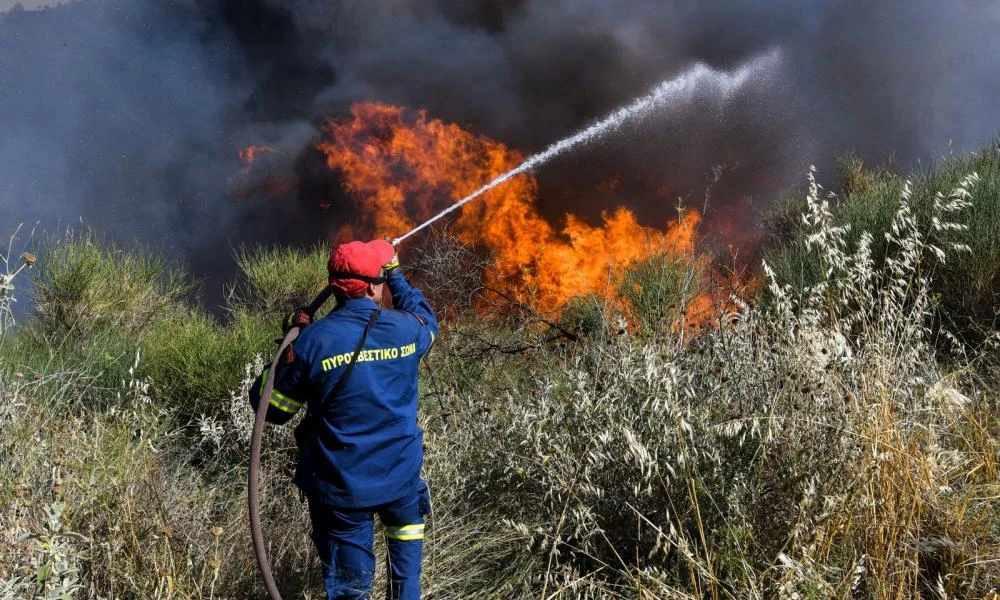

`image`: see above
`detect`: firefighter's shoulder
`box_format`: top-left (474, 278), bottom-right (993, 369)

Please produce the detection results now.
top-left (384, 307), bottom-right (432, 328)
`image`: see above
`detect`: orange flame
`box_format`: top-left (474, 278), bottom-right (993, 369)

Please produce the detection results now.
top-left (316, 102), bottom-right (715, 318)
top-left (239, 144), bottom-right (276, 167)
top-left (234, 144), bottom-right (295, 199)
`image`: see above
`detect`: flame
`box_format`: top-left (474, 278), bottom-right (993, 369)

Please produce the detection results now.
top-left (239, 144), bottom-right (276, 169)
top-left (316, 102), bottom-right (716, 320)
top-left (233, 144), bottom-right (295, 199)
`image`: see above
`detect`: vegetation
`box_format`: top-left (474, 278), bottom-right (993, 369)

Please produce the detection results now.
top-left (765, 141), bottom-right (1000, 341)
top-left (0, 149), bottom-right (998, 599)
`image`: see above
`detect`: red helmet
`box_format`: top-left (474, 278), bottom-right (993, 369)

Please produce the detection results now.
top-left (327, 239), bottom-right (395, 297)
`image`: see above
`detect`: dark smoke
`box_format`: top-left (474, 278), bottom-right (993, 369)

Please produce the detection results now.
top-left (2, 0), bottom-right (999, 305)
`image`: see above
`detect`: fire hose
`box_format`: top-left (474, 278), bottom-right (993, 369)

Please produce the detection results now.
top-left (249, 284), bottom-right (334, 600)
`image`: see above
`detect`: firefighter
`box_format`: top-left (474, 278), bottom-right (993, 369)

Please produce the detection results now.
top-left (250, 239), bottom-right (438, 600)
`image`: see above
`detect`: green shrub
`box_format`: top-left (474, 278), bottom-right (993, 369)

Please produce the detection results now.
top-left (139, 311), bottom-right (256, 421)
top-left (559, 293), bottom-right (611, 339)
top-left (227, 307), bottom-right (282, 354)
top-left (17, 232), bottom-right (311, 420)
top-left (0, 316), bottom-right (140, 413)
top-left (16, 231), bottom-right (210, 412)
top-left (764, 141), bottom-right (1000, 339)
top-left (230, 243), bottom-right (330, 316)
top-left (616, 252), bottom-right (705, 336)
top-left (31, 230), bottom-right (195, 340)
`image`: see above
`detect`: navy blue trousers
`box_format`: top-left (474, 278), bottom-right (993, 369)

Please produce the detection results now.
top-left (307, 482), bottom-right (430, 600)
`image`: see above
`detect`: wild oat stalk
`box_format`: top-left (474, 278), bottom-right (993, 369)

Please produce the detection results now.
top-left (423, 168), bottom-right (996, 599)
top-left (1, 168), bottom-right (995, 599)
top-left (0, 224), bottom-right (36, 335)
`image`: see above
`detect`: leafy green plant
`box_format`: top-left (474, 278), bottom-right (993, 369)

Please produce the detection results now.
top-left (230, 243), bottom-right (330, 316)
top-left (31, 230), bottom-right (195, 341)
top-left (28, 502), bottom-right (87, 600)
top-left (1, 501), bottom-right (87, 600)
top-left (764, 142), bottom-right (1000, 341)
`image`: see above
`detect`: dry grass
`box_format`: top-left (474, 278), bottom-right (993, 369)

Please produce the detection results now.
top-left (1, 169), bottom-right (998, 598)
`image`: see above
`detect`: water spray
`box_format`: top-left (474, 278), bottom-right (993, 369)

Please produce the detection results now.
top-left (391, 50), bottom-right (779, 246)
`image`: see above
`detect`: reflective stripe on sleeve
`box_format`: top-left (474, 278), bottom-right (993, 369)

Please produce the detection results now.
top-left (385, 523), bottom-right (424, 541)
top-left (261, 368), bottom-right (303, 415)
top-left (269, 387), bottom-right (302, 414)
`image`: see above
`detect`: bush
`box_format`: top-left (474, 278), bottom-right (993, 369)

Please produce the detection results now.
top-left (419, 171), bottom-right (999, 597)
top-left (764, 142), bottom-right (1000, 341)
top-left (16, 232), bottom-right (301, 419)
top-left (6, 326), bottom-right (139, 411)
top-left (139, 311), bottom-right (256, 422)
top-left (230, 243), bottom-right (330, 316)
top-left (617, 252), bottom-right (702, 335)
top-left (559, 293), bottom-right (612, 339)
top-left (31, 229), bottom-right (195, 339)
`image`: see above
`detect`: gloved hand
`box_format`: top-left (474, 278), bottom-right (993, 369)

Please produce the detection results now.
top-left (282, 307), bottom-right (313, 334)
top-left (383, 251), bottom-right (400, 273)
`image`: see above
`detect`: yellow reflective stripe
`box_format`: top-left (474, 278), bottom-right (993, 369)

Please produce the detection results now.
top-left (268, 395), bottom-right (300, 414)
top-left (386, 523), bottom-right (424, 541)
top-left (271, 387), bottom-right (302, 409)
top-left (262, 368), bottom-right (302, 414)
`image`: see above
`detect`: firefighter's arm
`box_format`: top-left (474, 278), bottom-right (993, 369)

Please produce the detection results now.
top-left (248, 344), bottom-right (309, 425)
top-left (385, 270), bottom-right (439, 355)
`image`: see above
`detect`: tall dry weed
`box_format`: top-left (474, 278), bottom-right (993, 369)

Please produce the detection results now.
top-left (420, 169), bottom-right (997, 598)
top-left (1, 170), bottom-right (996, 598)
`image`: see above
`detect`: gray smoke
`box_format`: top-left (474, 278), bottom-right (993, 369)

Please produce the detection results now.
top-left (2, 0), bottom-right (999, 301)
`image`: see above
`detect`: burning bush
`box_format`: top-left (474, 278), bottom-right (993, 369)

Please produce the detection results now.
top-left (316, 102), bottom-right (717, 323)
top-left (420, 168), bottom-right (999, 597)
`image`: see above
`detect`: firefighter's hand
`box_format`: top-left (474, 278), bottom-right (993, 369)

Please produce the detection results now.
top-left (383, 252), bottom-right (400, 273)
top-left (282, 308), bottom-right (313, 335)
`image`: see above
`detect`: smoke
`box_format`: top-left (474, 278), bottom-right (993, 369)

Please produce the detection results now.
top-left (2, 0), bottom-right (999, 300)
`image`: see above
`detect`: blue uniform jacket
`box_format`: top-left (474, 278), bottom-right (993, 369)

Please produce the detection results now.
top-left (250, 272), bottom-right (438, 508)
